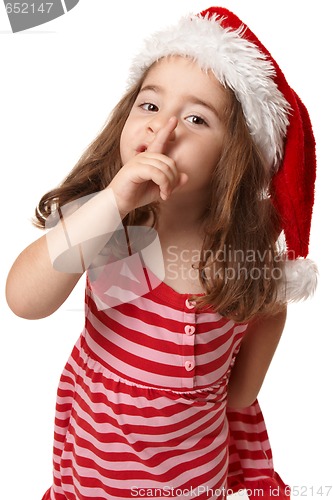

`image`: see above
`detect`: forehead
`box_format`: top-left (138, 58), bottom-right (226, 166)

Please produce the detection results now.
top-left (142, 55), bottom-right (228, 105)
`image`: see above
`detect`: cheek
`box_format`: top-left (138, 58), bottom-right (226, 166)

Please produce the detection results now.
top-left (120, 114), bottom-right (138, 145)
top-left (205, 137), bottom-right (223, 166)
top-left (119, 135), bottom-right (125, 164)
top-left (119, 121), bottom-right (131, 163)
top-left (194, 139), bottom-right (222, 168)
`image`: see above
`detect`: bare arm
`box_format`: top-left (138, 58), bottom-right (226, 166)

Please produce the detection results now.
top-left (6, 235), bottom-right (83, 319)
top-left (227, 307), bottom-right (287, 408)
top-left (5, 189), bottom-right (122, 319)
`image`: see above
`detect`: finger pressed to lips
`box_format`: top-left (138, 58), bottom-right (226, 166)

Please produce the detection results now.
top-left (146, 117), bottom-right (178, 155)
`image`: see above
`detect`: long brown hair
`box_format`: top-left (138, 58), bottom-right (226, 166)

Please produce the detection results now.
top-left (33, 65), bottom-right (285, 322)
top-left (194, 90), bottom-right (284, 321)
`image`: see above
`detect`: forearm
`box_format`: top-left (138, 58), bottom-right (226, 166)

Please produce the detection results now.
top-left (46, 188), bottom-right (123, 272)
top-left (6, 235), bottom-right (82, 319)
top-left (6, 188), bottom-right (123, 319)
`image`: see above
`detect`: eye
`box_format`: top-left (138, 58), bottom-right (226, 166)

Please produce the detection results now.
top-left (186, 115), bottom-right (208, 126)
top-left (140, 102), bottom-right (159, 112)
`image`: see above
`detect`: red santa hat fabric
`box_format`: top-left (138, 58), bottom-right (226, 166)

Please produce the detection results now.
top-left (199, 7), bottom-right (316, 260)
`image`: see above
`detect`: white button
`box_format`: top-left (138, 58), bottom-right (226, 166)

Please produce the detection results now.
top-left (184, 325), bottom-right (195, 336)
top-left (184, 360), bottom-right (194, 371)
top-left (185, 299), bottom-right (195, 309)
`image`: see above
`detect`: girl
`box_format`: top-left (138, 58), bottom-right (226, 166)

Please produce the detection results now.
top-left (6, 6), bottom-right (317, 500)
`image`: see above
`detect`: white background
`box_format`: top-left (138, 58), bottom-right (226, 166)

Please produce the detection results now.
top-left (0, 1), bottom-right (332, 499)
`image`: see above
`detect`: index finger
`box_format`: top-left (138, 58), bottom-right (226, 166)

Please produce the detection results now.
top-left (147, 117), bottom-right (178, 154)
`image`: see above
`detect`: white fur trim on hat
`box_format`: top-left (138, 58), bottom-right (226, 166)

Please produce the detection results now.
top-left (278, 259), bottom-right (318, 302)
top-left (128, 13), bottom-right (290, 169)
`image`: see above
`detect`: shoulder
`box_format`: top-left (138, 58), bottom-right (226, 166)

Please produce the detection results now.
top-left (245, 306), bottom-right (287, 337)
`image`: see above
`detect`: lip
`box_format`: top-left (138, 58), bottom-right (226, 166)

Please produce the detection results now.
top-left (135, 144), bottom-right (148, 154)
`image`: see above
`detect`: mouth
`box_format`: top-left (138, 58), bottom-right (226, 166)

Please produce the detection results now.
top-left (136, 144), bottom-right (148, 154)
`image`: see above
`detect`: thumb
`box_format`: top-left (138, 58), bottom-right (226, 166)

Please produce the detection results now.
top-left (147, 117), bottom-right (178, 154)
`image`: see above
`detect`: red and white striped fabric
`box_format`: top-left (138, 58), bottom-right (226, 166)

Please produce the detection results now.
top-left (42, 270), bottom-right (289, 500)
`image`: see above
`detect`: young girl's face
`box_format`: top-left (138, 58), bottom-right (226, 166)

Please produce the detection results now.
top-left (120, 56), bottom-right (229, 199)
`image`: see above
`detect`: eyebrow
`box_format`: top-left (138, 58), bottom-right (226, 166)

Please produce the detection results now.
top-left (139, 84), bottom-right (221, 120)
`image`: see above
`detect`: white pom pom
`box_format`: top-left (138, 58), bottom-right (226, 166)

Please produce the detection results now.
top-left (278, 259), bottom-right (318, 302)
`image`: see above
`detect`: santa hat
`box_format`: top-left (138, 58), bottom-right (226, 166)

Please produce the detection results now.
top-left (128, 6), bottom-right (318, 301)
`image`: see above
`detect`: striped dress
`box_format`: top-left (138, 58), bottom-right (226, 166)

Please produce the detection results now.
top-left (43, 264), bottom-right (289, 500)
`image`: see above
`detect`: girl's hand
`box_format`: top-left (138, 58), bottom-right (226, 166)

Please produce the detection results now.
top-left (108, 117), bottom-right (188, 217)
